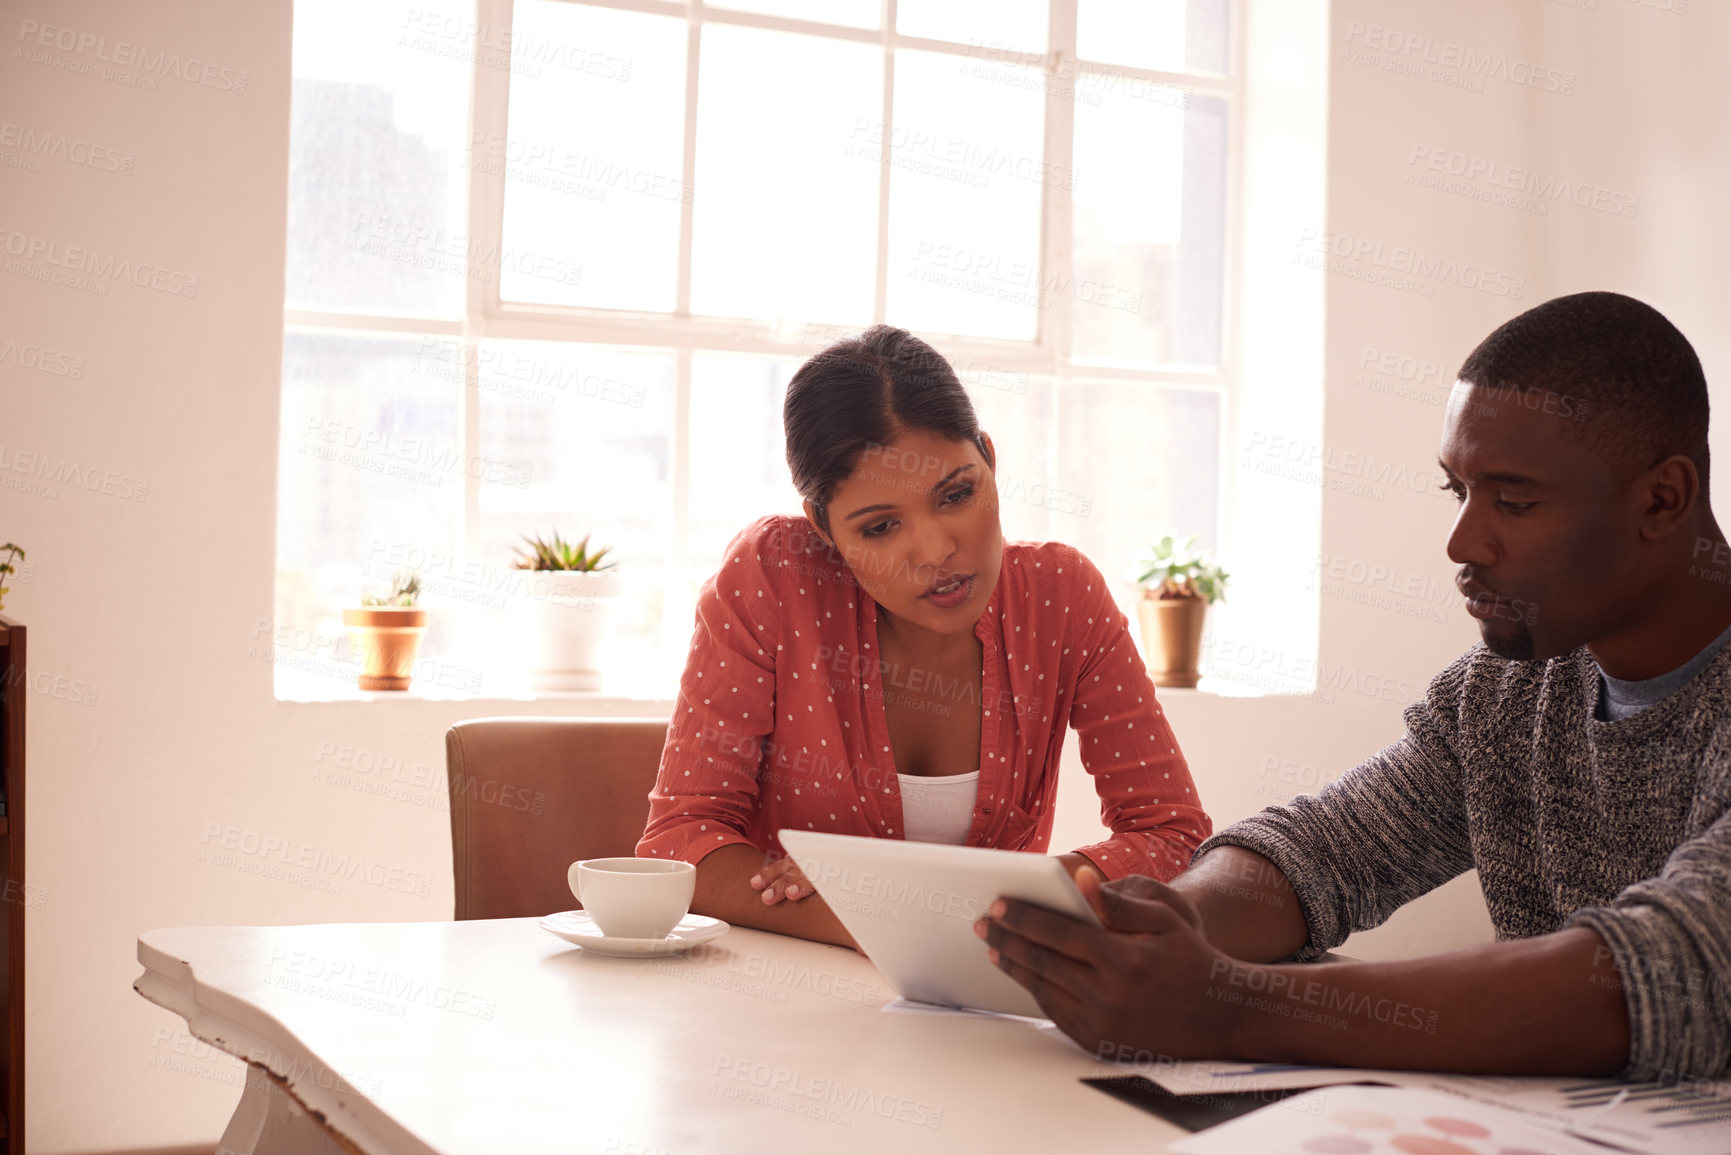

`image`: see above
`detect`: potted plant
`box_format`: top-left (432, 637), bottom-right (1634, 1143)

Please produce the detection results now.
top-left (512, 532), bottom-right (622, 692)
top-left (1134, 535), bottom-right (1229, 688)
top-left (0, 543), bottom-right (23, 613)
top-left (342, 570), bottom-right (426, 691)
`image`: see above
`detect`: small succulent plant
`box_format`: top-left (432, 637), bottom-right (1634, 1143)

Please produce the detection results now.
top-left (361, 570), bottom-right (421, 607)
top-left (0, 543), bottom-right (23, 613)
top-left (1135, 535), bottom-right (1229, 605)
top-left (512, 532), bottom-right (617, 573)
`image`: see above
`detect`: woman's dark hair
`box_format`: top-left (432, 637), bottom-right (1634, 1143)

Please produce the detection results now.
top-left (783, 325), bottom-right (993, 536)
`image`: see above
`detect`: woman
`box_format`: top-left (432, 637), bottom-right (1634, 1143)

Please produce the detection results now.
top-left (637, 326), bottom-right (1211, 946)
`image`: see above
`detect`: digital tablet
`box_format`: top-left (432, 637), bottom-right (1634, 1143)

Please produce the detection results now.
top-left (777, 829), bottom-right (1102, 1018)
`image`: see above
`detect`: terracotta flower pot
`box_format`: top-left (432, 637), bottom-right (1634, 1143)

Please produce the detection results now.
top-left (341, 606), bottom-right (428, 691)
top-left (1136, 593), bottom-right (1209, 688)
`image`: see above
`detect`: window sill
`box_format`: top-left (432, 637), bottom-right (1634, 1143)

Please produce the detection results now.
top-left (1161, 677), bottom-right (1271, 699)
top-left (273, 667), bottom-right (1271, 707)
top-left (272, 666), bottom-right (675, 713)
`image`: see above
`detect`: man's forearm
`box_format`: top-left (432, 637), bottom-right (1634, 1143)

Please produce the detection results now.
top-left (1171, 846), bottom-right (1310, 962)
top-left (691, 844), bottom-right (857, 948)
top-left (1212, 926), bottom-right (1629, 1074)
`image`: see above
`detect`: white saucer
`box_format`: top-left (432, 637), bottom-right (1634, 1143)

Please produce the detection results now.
top-left (539, 910), bottom-right (730, 957)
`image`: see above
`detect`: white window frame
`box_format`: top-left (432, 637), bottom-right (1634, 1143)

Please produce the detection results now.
top-left (282, 0), bottom-right (1244, 678)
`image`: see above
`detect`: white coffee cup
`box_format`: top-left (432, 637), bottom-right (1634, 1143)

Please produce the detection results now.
top-left (568, 857), bottom-right (696, 939)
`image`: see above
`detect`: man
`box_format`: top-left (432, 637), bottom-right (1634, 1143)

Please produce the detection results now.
top-left (978, 291), bottom-right (1731, 1080)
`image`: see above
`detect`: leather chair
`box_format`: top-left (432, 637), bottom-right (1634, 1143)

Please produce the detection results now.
top-left (445, 716), bottom-right (670, 920)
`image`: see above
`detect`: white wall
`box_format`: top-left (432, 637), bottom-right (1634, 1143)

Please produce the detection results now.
top-left (1152, 0), bottom-right (1729, 958)
top-left (1085, 0), bottom-right (1731, 962)
top-left (3, 0), bottom-right (1728, 1150)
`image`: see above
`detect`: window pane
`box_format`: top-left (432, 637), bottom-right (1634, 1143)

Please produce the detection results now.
top-left (1071, 88), bottom-right (1226, 365)
top-left (275, 333), bottom-right (464, 693)
top-left (689, 355), bottom-right (802, 569)
top-left (475, 342), bottom-right (674, 692)
top-left (900, 0), bottom-right (1047, 55)
top-left (499, 2), bottom-right (687, 312)
top-left (708, 0), bottom-right (879, 29)
top-left (1077, 0), bottom-right (1231, 75)
top-left (885, 50), bottom-right (1045, 341)
top-left (287, 0), bottom-right (469, 315)
top-left (690, 26), bottom-right (880, 325)
top-left (965, 371), bottom-right (1061, 544)
top-left (1056, 382), bottom-right (1220, 591)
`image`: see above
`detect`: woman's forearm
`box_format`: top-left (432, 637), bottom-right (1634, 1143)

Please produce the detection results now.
top-left (691, 844), bottom-right (858, 949)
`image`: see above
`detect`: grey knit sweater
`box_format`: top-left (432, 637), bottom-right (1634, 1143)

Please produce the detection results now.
top-left (1199, 642), bottom-right (1731, 1081)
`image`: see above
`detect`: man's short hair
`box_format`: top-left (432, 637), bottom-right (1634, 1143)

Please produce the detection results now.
top-left (1458, 291), bottom-right (1709, 493)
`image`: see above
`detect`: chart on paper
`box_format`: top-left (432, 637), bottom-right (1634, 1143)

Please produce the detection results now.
top-left (1170, 1086), bottom-right (1618, 1155)
top-left (1417, 1075), bottom-right (1731, 1155)
top-left (1140, 1062), bottom-right (1731, 1155)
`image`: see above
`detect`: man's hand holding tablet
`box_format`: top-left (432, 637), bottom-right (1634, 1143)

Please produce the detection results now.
top-left (977, 870), bottom-right (1235, 1059)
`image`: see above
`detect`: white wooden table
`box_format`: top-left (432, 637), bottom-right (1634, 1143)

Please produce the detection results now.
top-left (135, 918), bottom-right (1187, 1154)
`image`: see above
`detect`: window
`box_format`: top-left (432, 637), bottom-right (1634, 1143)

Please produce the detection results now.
top-left (278, 0), bottom-right (1237, 698)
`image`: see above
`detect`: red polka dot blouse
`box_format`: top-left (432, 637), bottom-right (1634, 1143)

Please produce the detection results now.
top-left (636, 515), bottom-right (1212, 880)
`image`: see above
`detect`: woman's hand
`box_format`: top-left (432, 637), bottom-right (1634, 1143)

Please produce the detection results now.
top-left (690, 845), bottom-right (859, 950)
top-left (750, 856), bottom-right (816, 905)
top-left (1056, 851), bottom-right (1093, 881)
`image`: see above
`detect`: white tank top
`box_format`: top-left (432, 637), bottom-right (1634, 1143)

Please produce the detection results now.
top-left (897, 771), bottom-right (982, 845)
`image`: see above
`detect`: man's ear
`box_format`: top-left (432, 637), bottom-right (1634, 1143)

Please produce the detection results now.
top-left (977, 431), bottom-right (996, 472)
top-left (1641, 454), bottom-right (1700, 543)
